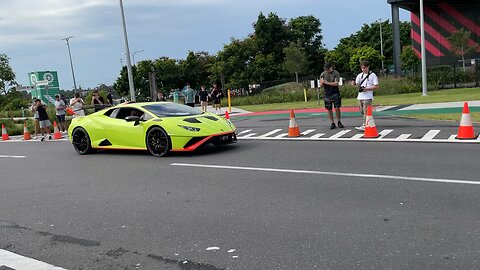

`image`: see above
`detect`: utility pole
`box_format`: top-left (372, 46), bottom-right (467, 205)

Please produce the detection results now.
top-left (119, 0), bottom-right (136, 101)
top-left (61, 36), bottom-right (78, 92)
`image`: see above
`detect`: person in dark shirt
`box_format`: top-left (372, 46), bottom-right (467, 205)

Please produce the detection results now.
top-left (210, 84), bottom-right (223, 115)
top-left (32, 99), bottom-right (52, 140)
top-left (198, 85), bottom-right (210, 112)
top-left (320, 62), bottom-right (344, 129)
top-left (91, 90), bottom-right (105, 112)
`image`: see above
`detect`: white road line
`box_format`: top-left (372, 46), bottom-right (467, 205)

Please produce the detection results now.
top-left (329, 130), bottom-right (351, 139)
top-left (238, 133), bottom-right (257, 138)
top-left (273, 133), bottom-right (289, 138)
top-left (258, 129), bottom-right (282, 137)
top-left (0, 249), bottom-right (67, 269)
top-left (301, 129), bottom-right (316, 136)
top-left (0, 155), bottom-right (26, 159)
top-left (171, 163), bottom-right (480, 186)
top-left (350, 134), bottom-right (364, 140)
top-left (237, 130), bottom-right (252, 135)
top-left (421, 130), bottom-right (441, 140)
top-left (310, 133), bottom-right (325, 139)
top-left (395, 134), bottom-right (411, 140)
top-left (448, 135), bottom-right (457, 141)
top-left (378, 129), bottom-right (394, 139)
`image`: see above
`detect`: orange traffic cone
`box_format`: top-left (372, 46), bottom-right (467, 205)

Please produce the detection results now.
top-left (456, 102), bottom-right (476, 139)
top-left (363, 105), bottom-right (379, 138)
top-left (66, 107), bottom-right (75, 116)
top-left (224, 110), bottom-right (230, 121)
top-left (53, 121), bottom-right (62, 139)
top-left (1, 124), bottom-right (9, 141)
top-left (288, 109), bottom-right (301, 137)
top-left (23, 123), bottom-right (31, 141)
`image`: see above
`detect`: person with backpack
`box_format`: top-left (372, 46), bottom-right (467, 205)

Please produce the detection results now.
top-left (353, 60), bottom-right (379, 131)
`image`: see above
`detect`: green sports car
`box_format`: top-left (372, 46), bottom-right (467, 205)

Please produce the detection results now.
top-left (68, 102), bottom-right (236, 157)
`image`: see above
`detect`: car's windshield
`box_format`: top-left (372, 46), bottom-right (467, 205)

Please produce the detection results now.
top-left (143, 103), bottom-right (202, 117)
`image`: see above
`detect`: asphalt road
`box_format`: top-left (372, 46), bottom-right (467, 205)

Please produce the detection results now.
top-left (0, 115), bottom-right (479, 269)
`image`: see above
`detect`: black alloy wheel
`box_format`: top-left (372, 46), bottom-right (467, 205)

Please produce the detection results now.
top-left (146, 127), bottom-right (170, 157)
top-left (72, 127), bottom-right (94, 155)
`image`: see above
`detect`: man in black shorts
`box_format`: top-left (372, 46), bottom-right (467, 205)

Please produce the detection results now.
top-left (320, 62), bottom-right (344, 129)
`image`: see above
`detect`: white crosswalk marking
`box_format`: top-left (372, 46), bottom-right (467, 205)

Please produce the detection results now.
top-left (421, 130), bottom-right (441, 140)
top-left (0, 249), bottom-right (67, 270)
top-left (350, 134), bottom-right (364, 140)
top-left (329, 130), bottom-right (351, 139)
top-left (273, 133), bottom-right (289, 138)
top-left (310, 133), bottom-right (325, 139)
top-left (378, 129), bottom-right (394, 139)
top-left (239, 133), bottom-right (257, 138)
top-left (395, 134), bottom-right (411, 140)
top-left (258, 129), bottom-right (282, 137)
top-left (301, 129), bottom-right (316, 136)
top-left (448, 135), bottom-right (457, 141)
top-left (237, 129), bottom-right (252, 135)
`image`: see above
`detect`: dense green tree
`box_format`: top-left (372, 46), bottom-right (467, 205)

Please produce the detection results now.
top-left (283, 41), bottom-right (308, 82)
top-left (288, 15), bottom-right (325, 75)
top-left (0, 54), bottom-right (16, 95)
top-left (448, 28), bottom-right (477, 70)
top-left (401, 45), bottom-right (420, 72)
top-left (349, 46), bottom-right (382, 73)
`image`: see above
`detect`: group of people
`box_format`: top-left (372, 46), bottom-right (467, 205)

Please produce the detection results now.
top-left (30, 90), bottom-right (115, 140)
top-left (320, 59), bottom-right (379, 131)
top-left (160, 83), bottom-right (224, 114)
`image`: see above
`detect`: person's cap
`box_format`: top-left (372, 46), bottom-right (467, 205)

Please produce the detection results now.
top-left (324, 62), bottom-right (333, 69)
top-left (55, 94), bottom-right (60, 98)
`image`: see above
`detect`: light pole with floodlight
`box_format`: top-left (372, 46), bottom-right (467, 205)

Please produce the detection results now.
top-left (61, 36), bottom-right (78, 92)
top-left (132, 49), bottom-right (144, 65)
top-left (378, 19), bottom-right (384, 72)
top-left (119, 0), bottom-right (136, 101)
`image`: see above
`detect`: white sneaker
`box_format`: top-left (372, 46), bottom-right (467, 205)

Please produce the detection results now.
top-left (355, 125), bottom-right (365, 131)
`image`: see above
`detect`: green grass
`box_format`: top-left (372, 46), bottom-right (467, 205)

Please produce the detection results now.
top-left (236, 88), bottom-right (480, 112)
top-left (406, 112), bottom-right (480, 123)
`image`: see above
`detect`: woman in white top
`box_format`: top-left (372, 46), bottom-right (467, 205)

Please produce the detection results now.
top-left (69, 93), bottom-right (85, 117)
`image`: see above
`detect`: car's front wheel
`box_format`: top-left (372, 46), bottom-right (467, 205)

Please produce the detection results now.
top-left (146, 126), bottom-right (170, 157)
top-left (72, 127), bottom-right (94, 155)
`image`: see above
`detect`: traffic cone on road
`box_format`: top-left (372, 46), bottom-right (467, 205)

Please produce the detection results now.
top-left (363, 105), bottom-right (379, 138)
top-left (224, 110), bottom-right (230, 122)
top-left (1, 124), bottom-right (9, 141)
top-left (288, 109), bottom-right (301, 137)
top-left (66, 107), bottom-right (75, 116)
top-left (23, 123), bottom-right (31, 141)
top-left (456, 102), bottom-right (476, 139)
top-left (53, 121), bottom-right (62, 139)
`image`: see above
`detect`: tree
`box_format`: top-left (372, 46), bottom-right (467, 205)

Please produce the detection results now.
top-left (0, 54), bottom-right (16, 95)
top-left (283, 41), bottom-right (307, 82)
top-left (349, 46), bottom-right (382, 73)
top-left (288, 15), bottom-right (325, 75)
top-left (448, 28), bottom-right (477, 70)
top-left (401, 45), bottom-right (420, 73)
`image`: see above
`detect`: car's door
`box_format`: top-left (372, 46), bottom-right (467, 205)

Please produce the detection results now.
top-left (106, 107), bottom-right (147, 148)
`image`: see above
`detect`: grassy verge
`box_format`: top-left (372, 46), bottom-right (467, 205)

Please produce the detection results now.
top-left (236, 88), bottom-right (480, 112)
top-left (406, 113), bottom-right (480, 123)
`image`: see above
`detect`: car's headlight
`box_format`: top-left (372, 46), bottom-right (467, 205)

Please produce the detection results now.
top-left (178, 125), bottom-right (201, 132)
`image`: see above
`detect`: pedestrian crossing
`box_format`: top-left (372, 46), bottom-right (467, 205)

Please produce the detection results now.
top-left (236, 128), bottom-right (480, 143)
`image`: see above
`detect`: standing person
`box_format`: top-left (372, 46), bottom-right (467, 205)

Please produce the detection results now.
top-left (198, 85), bottom-right (209, 112)
top-left (54, 94), bottom-right (67, 132)
top-left (353, 60), bottom-right (379, 131)
top-left (182, 83), bottom-right (196, 107)
top-left (31, 101), bottom-right (43, 139)
top-left (106, 90), bottom-right (114, 106)
top-left (32, 99), bottom-right (52, 141)
top-left (320, 62), bottom-right (344, 129)
top-left (91, 90), bottom-right (105, 112)
top-left (156, 92), bottom-right (165, 101)
top-left (211, 83), bottom-right (223, 115)
top-left (70, 93), bottom-right (85, 117)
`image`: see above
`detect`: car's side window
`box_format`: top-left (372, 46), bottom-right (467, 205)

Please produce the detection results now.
top-left (109, 109), bottom-right (120, 118)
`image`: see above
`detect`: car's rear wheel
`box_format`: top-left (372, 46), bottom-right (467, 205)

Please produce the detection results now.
top-left (72, 127), bottom-right (94, 155)
top-left (146, 126), bottom-right (170, 157)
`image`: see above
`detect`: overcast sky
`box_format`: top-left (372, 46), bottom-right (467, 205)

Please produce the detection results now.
top-left (1, 0), bottom-right (409, 90)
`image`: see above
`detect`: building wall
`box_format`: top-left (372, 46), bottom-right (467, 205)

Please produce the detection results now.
top-left (410, 2), bottom-right (480, 66)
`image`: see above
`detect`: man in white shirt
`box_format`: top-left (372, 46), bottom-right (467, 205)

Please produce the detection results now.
top-left (354, 60), bottom-right (379, 131)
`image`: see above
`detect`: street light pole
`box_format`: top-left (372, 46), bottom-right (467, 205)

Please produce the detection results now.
top-left (379, 19), bottom-right (384, 72)
top-left (132, 49), bottom-right (144, 65)
top-left (420, 0), bottom-right (428, 96)
top-left (61, 36), bottom-right (78, 92)
top-left (119, 0), bottom-right (136, 102)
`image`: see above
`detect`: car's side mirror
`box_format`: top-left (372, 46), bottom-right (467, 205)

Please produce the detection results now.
top-left (125, 115), bottom-right (142, 126)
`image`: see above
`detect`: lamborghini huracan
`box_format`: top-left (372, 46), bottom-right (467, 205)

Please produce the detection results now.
top-left (68, 102), bottom-right (237, 157)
